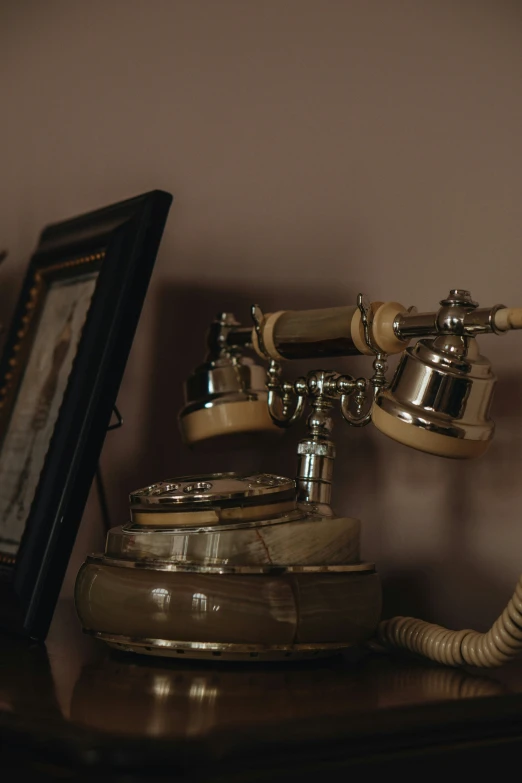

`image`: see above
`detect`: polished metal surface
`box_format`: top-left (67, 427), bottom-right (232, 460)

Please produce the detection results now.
top-left (179, 289), bottom-right (510, 504)
top-left (395, 289), bottom-right (507, 340)
top-left (263, 363), bottom-right (375, 510)
top-left (374, 335), bottom-right (496, 442)
top-left (296, 480), bottom-right (333, 512)
top-left (251, 293), bottom-right (400, 511)
top-left (296, 399), bottom-right (336, 512)
top-left (85, 553), bottom-right (375, 574)
top-left (180, 355), bottom-right (270, 419)
top-left (184, 357), bottom-right (267, 404)
top-left (130, 473), bottom-right (296, 511)
top-left (179, 310), bottom-right (271, 427)
top-left (92, 632), bottom-right (353, 660)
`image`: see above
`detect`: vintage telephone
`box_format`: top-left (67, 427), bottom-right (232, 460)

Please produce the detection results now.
top-left (75, 289), bottom-right (522, 668)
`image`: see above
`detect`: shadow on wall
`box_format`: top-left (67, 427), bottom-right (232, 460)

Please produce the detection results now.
top-left (378, 370), bottom-right (522, 629)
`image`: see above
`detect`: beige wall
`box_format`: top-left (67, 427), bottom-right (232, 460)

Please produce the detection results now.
top-left (1, 0), bottom-right (522, 630)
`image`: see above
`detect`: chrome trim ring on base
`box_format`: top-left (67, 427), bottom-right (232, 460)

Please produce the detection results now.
top-left (86, 554), bottom-right (375, 574)
top-left (90, 631), bottom-right (353, 661)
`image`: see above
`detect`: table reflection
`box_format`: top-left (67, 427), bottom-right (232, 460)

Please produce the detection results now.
top-left (69, 648), bottom-right (507, 739)
top-left (0, 599), bottom-right (512, 743)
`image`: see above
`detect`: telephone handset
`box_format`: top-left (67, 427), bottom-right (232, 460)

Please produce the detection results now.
top-left (75, 290), bottom-right (522, 667)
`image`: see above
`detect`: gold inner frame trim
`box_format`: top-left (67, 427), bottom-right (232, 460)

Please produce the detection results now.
top-left (0, 250), bottom-right (105, 564)
top-left (0, 251), bottom-right (105, 412)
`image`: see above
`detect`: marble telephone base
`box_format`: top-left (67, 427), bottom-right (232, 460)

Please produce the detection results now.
top-left (75, 474), bottom-right (382, 661)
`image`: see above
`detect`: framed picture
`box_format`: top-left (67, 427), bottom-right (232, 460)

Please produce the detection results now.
top-left (0, 189), bottom-right (172, 639)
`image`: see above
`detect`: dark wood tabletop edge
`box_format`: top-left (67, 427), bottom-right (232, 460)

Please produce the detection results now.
top-left (2, 691), bottom-right (522, 774)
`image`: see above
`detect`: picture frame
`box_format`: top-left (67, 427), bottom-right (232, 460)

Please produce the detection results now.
top-left (0, 189), bottom-right (172, 639)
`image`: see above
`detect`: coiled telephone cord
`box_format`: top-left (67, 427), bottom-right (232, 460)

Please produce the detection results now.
top-left (376, 574), bottom-right (522, 667)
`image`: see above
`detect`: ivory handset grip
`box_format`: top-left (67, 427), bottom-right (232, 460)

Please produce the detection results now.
top-left (252, 303), bottom-right (410, 361)
top-left (494, 308), bottom-right (522, 331)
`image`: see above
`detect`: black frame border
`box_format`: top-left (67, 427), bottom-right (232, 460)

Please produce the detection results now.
top-left (0, 189), bottom-right (172, 638)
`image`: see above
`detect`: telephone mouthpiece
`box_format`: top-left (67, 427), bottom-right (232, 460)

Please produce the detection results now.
top-left (179, 355), bottom-right (279, 444)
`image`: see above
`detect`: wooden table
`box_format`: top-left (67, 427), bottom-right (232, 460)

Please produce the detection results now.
top-left (2, 600), bottom-right (522, 779)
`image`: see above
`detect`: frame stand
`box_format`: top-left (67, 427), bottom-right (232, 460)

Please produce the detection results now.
top-left (96, 405), bottom-right (123, 532)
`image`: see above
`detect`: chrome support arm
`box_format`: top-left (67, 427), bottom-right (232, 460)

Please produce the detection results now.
top-left (266, 361), bottom-right (306, 427)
